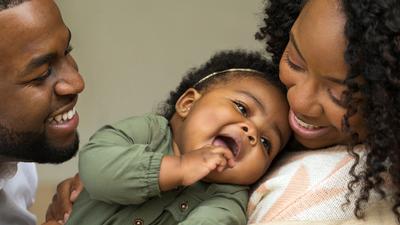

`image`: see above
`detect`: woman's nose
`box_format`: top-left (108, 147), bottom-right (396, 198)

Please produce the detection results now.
top-left (288, 78), bottom-right (323, 117)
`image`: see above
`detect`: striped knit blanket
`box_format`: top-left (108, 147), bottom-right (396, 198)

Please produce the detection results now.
top-left (247, 145), bottom-right (396, 224)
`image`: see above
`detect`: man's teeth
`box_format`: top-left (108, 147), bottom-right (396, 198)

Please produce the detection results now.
top-left (48, 108), bottom-right (76, 123)
top-left (294, 115), bottom-right (321, 129)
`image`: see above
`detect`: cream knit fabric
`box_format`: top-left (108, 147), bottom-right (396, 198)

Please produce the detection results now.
top-left (247, 145), bottom-right (392, 223)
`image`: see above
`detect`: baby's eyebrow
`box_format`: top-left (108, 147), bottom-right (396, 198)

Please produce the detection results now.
top-left (236, 90), bottom-right (266, 114)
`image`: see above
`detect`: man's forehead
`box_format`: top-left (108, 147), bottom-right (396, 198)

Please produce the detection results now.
top-left (0, 0), bottom-right (59, 22)
top-left (0, 0), bottom-right (63, 42)
top-left (0, 0), bottom-right (65, 71)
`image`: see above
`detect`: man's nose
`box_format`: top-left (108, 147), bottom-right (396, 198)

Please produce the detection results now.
top-left (54, 58), bottom-right (85, 96)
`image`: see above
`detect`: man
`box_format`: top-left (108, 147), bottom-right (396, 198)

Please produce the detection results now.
top-left (0, 0), bottom-right (85, 224)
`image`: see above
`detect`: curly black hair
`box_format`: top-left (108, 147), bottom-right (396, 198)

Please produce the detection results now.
top-left (256, 0), bottom-right (400, 221)
top-left (0, 0), bottom-right (28, 10)
top-left (158, 50), bottom-right (285, 120)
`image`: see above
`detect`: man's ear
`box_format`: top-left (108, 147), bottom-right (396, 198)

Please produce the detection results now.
top-left (175, 88), bottom-right (201, 118)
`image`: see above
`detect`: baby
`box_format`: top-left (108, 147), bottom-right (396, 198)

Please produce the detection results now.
top-left (66, 50), bottom-right (291, 225)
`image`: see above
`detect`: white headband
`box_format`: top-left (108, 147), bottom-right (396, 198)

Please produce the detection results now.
top-left (193, 68), bottom-right (266, 87)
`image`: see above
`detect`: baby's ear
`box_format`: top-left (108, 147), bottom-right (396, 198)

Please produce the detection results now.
top-left (175, 88), bottom-right (201, 118)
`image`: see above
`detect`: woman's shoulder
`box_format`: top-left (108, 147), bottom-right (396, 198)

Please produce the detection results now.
top-left (248, 200), bottom-right (396, 225)
top-left (247, 145), bottom-right (368, 223)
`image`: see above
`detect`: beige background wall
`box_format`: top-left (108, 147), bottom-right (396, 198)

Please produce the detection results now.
top-left (32, 0), bottom-right (266, 222)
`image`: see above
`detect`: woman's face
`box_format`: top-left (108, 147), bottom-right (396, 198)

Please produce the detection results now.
top-left (279, 0), bottom-right (366, 149)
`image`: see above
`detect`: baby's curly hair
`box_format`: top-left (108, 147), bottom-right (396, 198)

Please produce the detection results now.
top-left (257, 0), bottom-right (400, 221)
top-left (158, 50), bottom-right (285, 120)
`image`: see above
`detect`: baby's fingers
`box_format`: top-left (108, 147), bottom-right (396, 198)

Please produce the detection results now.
top-left (211, 147), bottom-right (236, 167)
top-left (215, 157), bottom-right (228, 172)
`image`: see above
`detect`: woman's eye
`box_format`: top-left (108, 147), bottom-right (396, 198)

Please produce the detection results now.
top-left (34, 67), bottom-right (52, 82)
top-left (327, 88), bottom-right (345, 107)
top-left (261, 137), bottom-right (271, 155)
top-left (284, 51), bottom-right (305, 72)
top-left (234, 101), bottom-right (248, 117)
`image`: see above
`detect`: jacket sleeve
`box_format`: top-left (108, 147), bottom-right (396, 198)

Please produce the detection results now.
top-left (179, 190), bottom-right (248, 225)
top-left (78, 115), bottom-right (170, 205)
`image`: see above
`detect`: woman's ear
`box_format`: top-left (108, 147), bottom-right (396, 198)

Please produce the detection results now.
top-left (175, 88), bottom-right (201, 118)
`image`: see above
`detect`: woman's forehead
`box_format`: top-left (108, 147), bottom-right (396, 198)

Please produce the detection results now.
top-left (292, 0), bottom-right (348, 78)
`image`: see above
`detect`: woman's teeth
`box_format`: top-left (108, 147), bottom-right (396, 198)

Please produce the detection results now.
top-left (48, 108), bottom-right (76, 124)
top-left (294, 115), bottom-right (321, 129)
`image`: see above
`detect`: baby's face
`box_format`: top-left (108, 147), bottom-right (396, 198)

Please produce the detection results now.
top-left (176, 75), bottom-right (291, 185)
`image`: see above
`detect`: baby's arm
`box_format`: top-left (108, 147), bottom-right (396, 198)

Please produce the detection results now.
top-left (159, 145), bottom-right (236, 191)
top-left (178, 189), bottom-right (248, 225)
top-left (79, 115), bottom-right (168, 205)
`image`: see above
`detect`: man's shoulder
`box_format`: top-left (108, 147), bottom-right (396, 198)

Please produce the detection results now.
top-left (0, 162), bottom-right (18, 189)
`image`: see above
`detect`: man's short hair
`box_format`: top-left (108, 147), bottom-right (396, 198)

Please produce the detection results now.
top-left (0, 0), bottom-right (29, 11)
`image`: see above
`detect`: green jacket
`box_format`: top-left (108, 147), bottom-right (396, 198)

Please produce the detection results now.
top-left (66, 114), bottom-right (248, 225)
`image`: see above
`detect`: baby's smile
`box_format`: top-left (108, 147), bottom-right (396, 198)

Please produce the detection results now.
top-left (212, 135), bottom-right (241, 158)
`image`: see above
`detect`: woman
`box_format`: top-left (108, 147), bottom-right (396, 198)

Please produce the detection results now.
top-left (248, 0), bottom-right (399, 223)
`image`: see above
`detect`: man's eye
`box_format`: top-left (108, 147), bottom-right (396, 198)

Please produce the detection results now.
top-left (34, 67), bottom-right (52, 82)
top-left (261, 137), bottom-right (271, 155)
top-left (234, 101), bottom-right (248, 117)
top-left (65, 45), bottom-right (74, 55)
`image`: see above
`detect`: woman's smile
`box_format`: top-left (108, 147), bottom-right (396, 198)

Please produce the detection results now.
top-left (289, 110), bottom-right (331, 140)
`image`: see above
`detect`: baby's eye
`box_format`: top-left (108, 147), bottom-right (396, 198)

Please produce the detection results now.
top-left (261, 137), bottom-right (271, 155)
top-left (234, 101), bottom-right (248, 117)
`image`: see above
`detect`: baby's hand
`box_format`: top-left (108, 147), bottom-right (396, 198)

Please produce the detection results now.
top-left (179, 145), bottom-right (235, 186)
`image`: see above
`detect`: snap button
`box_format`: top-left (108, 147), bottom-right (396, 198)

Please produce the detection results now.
top-left (133, 218), bottom-right (144, 225)
top-left (180, 202), bottom-right (189, 211)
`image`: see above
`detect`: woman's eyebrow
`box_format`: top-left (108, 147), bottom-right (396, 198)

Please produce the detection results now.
top-left (324, 75), bottom-right (346, 85)
top-left (289, 31), bottom-right (307, 64)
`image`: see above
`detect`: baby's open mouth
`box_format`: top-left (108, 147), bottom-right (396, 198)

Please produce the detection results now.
top-left (213, 135), bottom-right (239, 157)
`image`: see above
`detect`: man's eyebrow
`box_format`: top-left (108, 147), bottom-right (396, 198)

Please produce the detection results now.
top-left (66, 28), bottom-right (72, 50)
top-left (21, 28), bottom-right (72, 76)
top-left (21, 53), bottom-right (57, 76)
top-left (289, 31), bottom-right (307, 63)
top-left (237, 90), bottom-right (266, 114)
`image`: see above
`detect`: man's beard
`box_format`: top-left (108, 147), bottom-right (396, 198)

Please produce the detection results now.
top-left (0, 124), bottom-right (79, 164)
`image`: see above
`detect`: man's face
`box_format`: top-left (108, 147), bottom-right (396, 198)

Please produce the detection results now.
top-left (0, 0), bottom-right (85, 163)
